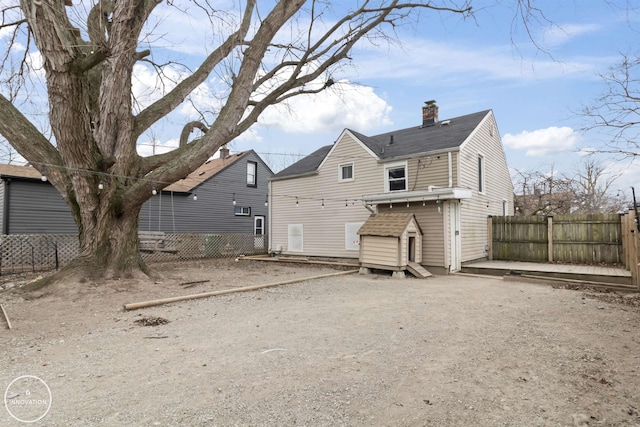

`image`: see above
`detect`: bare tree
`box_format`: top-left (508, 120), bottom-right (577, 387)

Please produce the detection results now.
top-left (512, 165), bottom-right (574, 215)
top-left (0, 1), bottom-right (483, 283)
top-left (513, 159), bottom-right (623, 215)
top-left (581, 54), bottom-right (640, 158)
top-left (568, 158), bottom-right (622, 214)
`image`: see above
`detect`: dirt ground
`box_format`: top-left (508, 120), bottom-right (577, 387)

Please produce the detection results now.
top-left (1, 258), bottom-right (639, 427)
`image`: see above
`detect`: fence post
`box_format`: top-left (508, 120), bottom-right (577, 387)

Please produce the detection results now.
top-left (487, 216), bottom-right (493, 260)
top-left (547, 214), bottom-right (554, 263)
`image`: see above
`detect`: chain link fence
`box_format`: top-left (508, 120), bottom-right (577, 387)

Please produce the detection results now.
top-left (0, 233), bottom-right (268, 276)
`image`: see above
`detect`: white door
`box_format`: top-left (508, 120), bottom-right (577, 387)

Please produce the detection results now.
top-left (449, 202), bottom-right (461, 271)
top-left (254, 216), bottom-right (265, 249)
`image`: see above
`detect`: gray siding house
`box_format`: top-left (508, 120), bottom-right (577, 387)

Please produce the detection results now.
top-left (141, 149), bottom-right (272, 234)
top-left (0, 164), bottom-right (77, 234)
top-left (0, 148), bottom-right (273, 236)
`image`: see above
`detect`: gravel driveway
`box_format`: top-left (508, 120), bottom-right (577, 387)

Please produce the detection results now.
top-left (1, 259), bottom-right (639, 426)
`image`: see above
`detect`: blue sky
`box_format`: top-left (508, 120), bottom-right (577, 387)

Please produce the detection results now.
top-left (215, 1), bottom-right (638, 200)
top-left (2, 1), bottom-right (639, 201)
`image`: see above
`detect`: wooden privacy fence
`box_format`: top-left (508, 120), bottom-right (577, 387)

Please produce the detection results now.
top-left (488, 213), bottom-right (625, 265)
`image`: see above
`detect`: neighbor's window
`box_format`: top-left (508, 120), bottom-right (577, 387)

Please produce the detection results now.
top-left (247, 161), bottom-right (257, 187)
top-left (478, 154), bottom-right (485, 194)
top-left (234, 206), bottom-right (251, 216)
top-left (339, 163), bottom-right (354, 182)
top-left (385, 161), bottom-right (407, 192)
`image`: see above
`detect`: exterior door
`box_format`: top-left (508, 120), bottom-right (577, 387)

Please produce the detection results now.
top-left (408, 235), bottom-right (416, 262)
top-left (449, 202), bottom-right (461, 271)
top-left (254, 216), bottom-right (265, 249)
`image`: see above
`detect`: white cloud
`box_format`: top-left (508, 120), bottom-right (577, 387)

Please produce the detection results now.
top-left (136, 138), bottom-right (179, 157)
top-left (542, 23), bottom-right (602, 47)
top-left (349, 36), bottom-right (595, 84)
top-left (257, 83), bottom-right (393, 134)
top-left (503, 126), bottom-right (580, 156)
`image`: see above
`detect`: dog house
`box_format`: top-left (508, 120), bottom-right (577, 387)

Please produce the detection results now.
top-left (358, 213), bottom-right (430, 278)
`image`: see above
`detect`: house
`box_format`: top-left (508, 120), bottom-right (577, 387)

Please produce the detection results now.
top-left (141, 148), bottom-right (272, 235)
top-left (0, 164), bottom-right (77, 234)
top-left (269, 101), bottom-right (514, 273)
top-left (0, 147), bottom-right (273, 236)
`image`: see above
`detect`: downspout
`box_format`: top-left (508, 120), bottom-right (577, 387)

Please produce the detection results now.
top-left (363, 202), bottom-right (375, 214)
top-left (448, 152), bottom-right (453, 188)
top-left (267, 180), bottom-right (272, 252)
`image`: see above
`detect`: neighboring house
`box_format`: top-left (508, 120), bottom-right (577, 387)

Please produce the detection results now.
top-left (0, 147), bottom-right (273, 236)
top-left (141, 148), bottom-right (272, 235)
top-left (0, 164), bottom-right (77, 234)
top-left (269, 101), bottom-right (514, 273)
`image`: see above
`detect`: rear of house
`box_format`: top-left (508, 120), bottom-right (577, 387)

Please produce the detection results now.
top-left (269, 101), bottom-right (514, 273)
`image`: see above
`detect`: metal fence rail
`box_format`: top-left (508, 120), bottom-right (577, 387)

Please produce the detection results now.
top-left (0, 233), bottom-right (268, 276)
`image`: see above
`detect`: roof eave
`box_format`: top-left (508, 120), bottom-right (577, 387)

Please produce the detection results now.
top-left (362, 187), bottom-right (473, 204)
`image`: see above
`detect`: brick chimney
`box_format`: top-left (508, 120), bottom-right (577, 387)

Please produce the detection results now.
top-left (219, 145), bottom-right (230, 159)
top-left (422, 100), bottom-right (438, 127)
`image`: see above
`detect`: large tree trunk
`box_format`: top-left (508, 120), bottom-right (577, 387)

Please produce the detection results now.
top-left (76, 202), bottom-right (148, 279)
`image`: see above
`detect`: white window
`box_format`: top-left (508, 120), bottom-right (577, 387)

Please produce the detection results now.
top-left (288, 224), bottom-right (303, 252)
top-left (247, 161), bottom-right (257, 187)
top-left (339, 163), bottom-right (354, 182)
top-left (234, 206), bottom-right (251, 216)
top-left (478, 154), bottom-right (485, 194)
top-left (345, 222), bottom-right (364, 251)
top-left (384, 161), bottom-right (407, 192)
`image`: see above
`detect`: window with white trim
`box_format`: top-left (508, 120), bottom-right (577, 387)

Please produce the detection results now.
top-left (339, 163), bottom-right (354, 182)
top-left (247, 161), bottom-right (257, 187)
top-left (384, 161), bottom-right (407, 192)
top-left (234, 206), bottom-right (251, 216)
top-left (478, 154), bottom-right (485, 194)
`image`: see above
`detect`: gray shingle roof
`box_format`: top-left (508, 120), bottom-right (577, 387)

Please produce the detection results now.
top-left (272, 109), bottom-right (490, 179)
top-left (272, 144), bottom-right (332, 179)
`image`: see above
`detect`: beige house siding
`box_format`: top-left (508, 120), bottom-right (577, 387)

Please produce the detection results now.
top-left (361, 235), bottom-right (399, 266)
top-left (270, 133), bottom-right (381, 258)
top-left (408, 153), bottom-right (453, 190)
top-left (458, 112), bottom-right (514, 262)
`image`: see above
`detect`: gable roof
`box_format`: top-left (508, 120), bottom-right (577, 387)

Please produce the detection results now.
top-left (165, 151), bottom-right (250, 193)
top-left (358, 213), bottom-right (421, 237)
top-left (0, 164), bottom-right (44, 180)
top-left (272, 109), bottom-right (490, 180)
